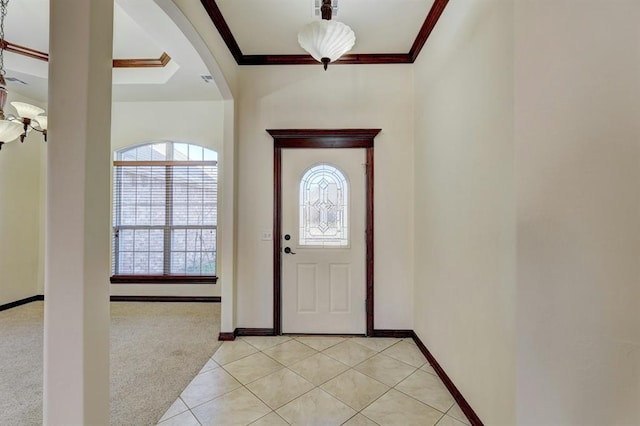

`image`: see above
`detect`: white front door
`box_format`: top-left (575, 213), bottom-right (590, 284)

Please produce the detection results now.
top-left (281, 148), bottom-right (366, 334)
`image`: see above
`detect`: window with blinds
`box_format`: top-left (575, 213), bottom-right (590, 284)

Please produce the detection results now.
top-left (111, 142), bottom-right (217, 283)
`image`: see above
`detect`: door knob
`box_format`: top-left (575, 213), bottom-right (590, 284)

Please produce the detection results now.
top-left (284, 247), bottom-right (296, 255)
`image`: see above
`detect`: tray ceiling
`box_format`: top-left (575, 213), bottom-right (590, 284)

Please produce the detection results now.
top-left (3, 0), bottom-right (222, 102)
top-left (202, 0), bottom-right (449, 65)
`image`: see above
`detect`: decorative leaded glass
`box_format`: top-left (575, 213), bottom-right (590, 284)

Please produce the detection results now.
top-left (299, 164), bottom-right (348, 246)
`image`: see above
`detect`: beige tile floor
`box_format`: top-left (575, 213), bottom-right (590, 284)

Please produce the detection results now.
top-left (157, 336), bottom-right (471, 426)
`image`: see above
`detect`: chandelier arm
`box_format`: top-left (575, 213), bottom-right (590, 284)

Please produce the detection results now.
top-left (16, 115), bottom-right (30, 142)
top-left (0, 0), bottom-right (7, 77)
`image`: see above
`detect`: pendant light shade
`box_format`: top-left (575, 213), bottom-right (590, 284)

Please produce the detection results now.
top-left (298, 20), bottom-right (355, 70)
top-left (0, 119), bottom-right (25, 147)
top-left (34, 115), bottom-right (47, 130)
top-left (11, 102), bottom-right (45, 120)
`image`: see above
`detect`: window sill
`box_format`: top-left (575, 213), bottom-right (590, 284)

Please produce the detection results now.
top-left (110, 275), bottom-right (218, 284)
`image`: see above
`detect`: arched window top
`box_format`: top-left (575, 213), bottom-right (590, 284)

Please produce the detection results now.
top-left (116, 141), bottom-right (217, 162)
top-left (299, 164), bottom-right (349, 247)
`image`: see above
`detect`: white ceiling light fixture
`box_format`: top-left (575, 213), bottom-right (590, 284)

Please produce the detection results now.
top-left (298, 0), bottom-right (355, 71)
top-left (0, 0), bottom-right (47, 151)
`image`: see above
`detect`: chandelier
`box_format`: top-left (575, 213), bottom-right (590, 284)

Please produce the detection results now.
top-left (0, 0), bottom-right (47, 151)
top-left (298, 0), bottom-right (355, 70)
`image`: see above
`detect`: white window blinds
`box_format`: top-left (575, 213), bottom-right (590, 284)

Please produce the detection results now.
top-left (112, 143), bottom-right (217, 278)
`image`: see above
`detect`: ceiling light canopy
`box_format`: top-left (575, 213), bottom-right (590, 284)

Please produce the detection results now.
top-left (298, 0), bottom-right (355, 70)
top-left (0, 0), bottom-right (47, 151)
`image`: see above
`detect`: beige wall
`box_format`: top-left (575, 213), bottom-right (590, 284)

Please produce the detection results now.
top-left (413, 1), bottom-right (516, 424)
top-left (515, 1), bottom-right (640, 424)
top-left (5, 1), bottom-right (639, 420)
top-left (111, 101), bottom-right (224, 152)
top-left (110, 100), bottom-right (225, 297)
top-left (235, 65), bottom-right (415, 329)
top-left (0, 94), bottom-right (47, 305)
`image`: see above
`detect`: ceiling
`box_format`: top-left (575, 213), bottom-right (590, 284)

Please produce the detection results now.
top-left (203, 0), bottom-right (449, 65)
top-left (4, 0), bottom-right (222, 103)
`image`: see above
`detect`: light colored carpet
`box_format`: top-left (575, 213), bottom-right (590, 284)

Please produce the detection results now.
top-left (0, 301), bottom-right (222, 426)
top-left (0, 302), bottom-right (43, 426)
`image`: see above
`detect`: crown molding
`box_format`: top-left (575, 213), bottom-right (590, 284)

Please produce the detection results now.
top-left (113, 52), bottom-right (171, 68)
top-left (409, 0), bottom-right (450, 61)
top-left (2, 40), bottom-right (48, 61)
top-left (2, 40), bottom-right (172, 69)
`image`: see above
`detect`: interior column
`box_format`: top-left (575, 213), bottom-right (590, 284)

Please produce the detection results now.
top-left (219, 100), bottom-right (237, 335)
top-left (44, 0), bottom-right (113, 424)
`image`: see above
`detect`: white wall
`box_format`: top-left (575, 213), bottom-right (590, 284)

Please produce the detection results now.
top-left (110, 100), bottom-right (225, 297)
top-left (413, 1), bottom-right (516, 424)
top-left (0, 93), bottom-right (47, 305)
top-left (235, 65), bottom-right (415, 329)
top-left (515, 1), bottom-right (640, 424)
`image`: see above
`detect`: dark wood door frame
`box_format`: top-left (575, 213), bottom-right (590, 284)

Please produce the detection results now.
top-left (268, 129), bottom-right (381, 336)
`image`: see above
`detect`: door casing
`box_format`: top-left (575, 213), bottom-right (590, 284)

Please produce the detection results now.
top-left (268, 129), bottom-right (381, 336)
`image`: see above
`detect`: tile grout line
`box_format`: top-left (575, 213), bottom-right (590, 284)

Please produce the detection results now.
top-left (156, 393), bottom-right (202, 424)
top-left (247, 410), bottom-right (291, 426)
top-left (350, 355), bottom-right (419, 385)
top-left (242, 364), bottom-right (315, 414)
top-left (391, 383), bottom-right (454, 417)
top-left (445, 402), bottom-right (472, 426)
top-left (187, 405), bottom-right (204, 426)
top-left (220, 355), bottom-right (286, 385)
top-left (316, 340), bottom-right (380, 366)
top-left (389, 367), bottom-right (455, 415)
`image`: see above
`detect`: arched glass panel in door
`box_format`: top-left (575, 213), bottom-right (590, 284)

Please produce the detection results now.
top-left (299, 164), bottom-right (349, 247)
